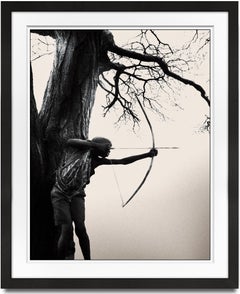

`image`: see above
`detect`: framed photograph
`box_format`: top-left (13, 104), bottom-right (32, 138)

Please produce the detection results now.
top-left (1, 1), bottom-right (238, 289)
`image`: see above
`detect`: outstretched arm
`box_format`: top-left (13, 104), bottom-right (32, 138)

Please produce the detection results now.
top-left (101, 148), bottom-right (158, 165)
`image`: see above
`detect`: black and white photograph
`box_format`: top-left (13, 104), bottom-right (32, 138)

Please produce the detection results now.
top-left (30, 29), bottom-right (210, 261)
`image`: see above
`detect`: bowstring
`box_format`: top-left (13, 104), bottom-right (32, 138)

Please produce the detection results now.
top-left (110, 160), bottom-right (125, 206)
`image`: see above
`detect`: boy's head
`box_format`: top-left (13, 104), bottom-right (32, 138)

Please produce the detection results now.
top-left (91, 137), bottom-right (112, 157)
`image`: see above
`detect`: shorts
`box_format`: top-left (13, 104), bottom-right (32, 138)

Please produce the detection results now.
top-left (51, 186), bottom-right (85, 226)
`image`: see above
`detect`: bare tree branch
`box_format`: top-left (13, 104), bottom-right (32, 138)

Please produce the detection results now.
top-left (108, 43), bottom-right (210, 106)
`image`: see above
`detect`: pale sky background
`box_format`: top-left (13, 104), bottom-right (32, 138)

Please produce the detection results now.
top-left (31, 29), bottom-right (210, 260)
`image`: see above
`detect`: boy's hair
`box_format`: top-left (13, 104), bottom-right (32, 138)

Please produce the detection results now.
top-left (91, 137), bottom-right (112, 145)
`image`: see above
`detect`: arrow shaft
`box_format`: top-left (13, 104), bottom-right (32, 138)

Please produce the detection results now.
top-left (111, 147), bottom-right (179, 149)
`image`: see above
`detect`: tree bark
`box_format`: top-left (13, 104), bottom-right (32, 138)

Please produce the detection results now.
top-left (31, 30), bottom-right (106, 259)
top-left (39, 31), bottom-right (103, 178)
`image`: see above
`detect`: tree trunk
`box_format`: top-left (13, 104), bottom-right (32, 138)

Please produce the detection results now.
top-left (30, 65), bottom-right (55, 259)
top-left (31, 30), bottom-right (106, 259)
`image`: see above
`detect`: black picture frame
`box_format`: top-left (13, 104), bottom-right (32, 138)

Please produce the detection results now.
top-left (1, 1), bottom-right (238, 289)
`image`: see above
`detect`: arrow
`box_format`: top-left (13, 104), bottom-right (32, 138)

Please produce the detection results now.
top-left (111, 147), bottom-right (179, 150)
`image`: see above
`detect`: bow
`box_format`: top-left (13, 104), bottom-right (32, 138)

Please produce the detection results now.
top-left (122, 96), bottom-right (155, 207)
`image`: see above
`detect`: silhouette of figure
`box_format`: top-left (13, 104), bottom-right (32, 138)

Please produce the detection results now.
top-left (51, 137), bottom-right (158, 259)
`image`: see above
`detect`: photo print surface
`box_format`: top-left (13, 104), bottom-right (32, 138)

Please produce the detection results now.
top-left (30, 29), bottom-right (210, 260)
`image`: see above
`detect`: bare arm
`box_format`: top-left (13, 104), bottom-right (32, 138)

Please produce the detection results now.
top-left (67, 139), bottom-right (105, 152)
top-left (67, 139), bottom-right (93, 149)
top-left (100, 149), bottom-right (158, 165)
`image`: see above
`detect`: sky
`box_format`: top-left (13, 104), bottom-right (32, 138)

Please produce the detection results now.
top-left (31, 29), bottom-right (210, 260)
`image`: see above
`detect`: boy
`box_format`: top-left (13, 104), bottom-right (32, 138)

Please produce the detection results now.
top-left (51, 137), bottom-right (158, 259)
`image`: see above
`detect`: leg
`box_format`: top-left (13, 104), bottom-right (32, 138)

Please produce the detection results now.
top-left (65, 225), bottom-right (75, 260)
top-left (51, 186), bottom-right (73, 259)
top-left (57, 224), bottom-right (73, 259)
top-left (71, 196), bottom-right (91, 260)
